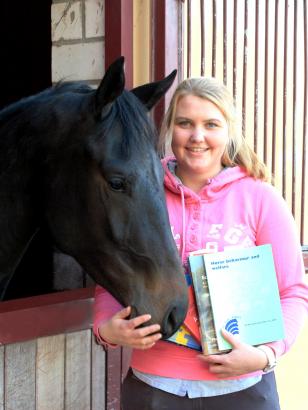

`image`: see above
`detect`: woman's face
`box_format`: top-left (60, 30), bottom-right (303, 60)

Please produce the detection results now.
top-left (171, 94), bottom-right (229, 184)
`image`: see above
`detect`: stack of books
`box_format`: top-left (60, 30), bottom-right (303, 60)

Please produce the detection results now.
top-left (167, 245), bottom-right (285, 354)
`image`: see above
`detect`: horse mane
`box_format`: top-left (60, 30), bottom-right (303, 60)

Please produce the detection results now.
top-left (53, 81), bottom-right (93, 95)
top-left (0, 82), bottom-right (158, 163)
top-left (101, 90), bottom-right (158, 154)
top-left (0, 81), bottom-right (92, 122)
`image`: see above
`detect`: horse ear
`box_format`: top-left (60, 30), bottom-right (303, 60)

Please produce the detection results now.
top-left (95, 57), bottom-right (125, 113)
top-left (131, 70), bottom-right (177, 110)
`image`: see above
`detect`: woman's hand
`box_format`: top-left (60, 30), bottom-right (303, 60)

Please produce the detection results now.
top-left (199, 329), bottom-right (268, 378)
top-left (98, 306), bottom-right (162, 350)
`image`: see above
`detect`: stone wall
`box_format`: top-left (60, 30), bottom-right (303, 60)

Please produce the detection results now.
top-left (51, 0), bottom-right (105, 85)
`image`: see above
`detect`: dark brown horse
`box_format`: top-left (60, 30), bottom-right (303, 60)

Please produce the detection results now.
top-left (0, 57), bottom-right (188, 338)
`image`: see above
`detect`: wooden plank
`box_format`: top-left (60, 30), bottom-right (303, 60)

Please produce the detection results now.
top-left (0, 286), bottom-right (94, 313)
top-left (36, 334), bottom-right (65, 410)
top-left (106, 348), bottom-right (122, 410)
top-left (5, 340), bottom-right (36, 410)
top-left (121, 347), bottom-right (131, 382)
top-left (91, 333), bottom-right (106, 410)
top-left (65, 330), bottom-right (91, 410)
top-left (0, 345), bottom-right (3, 410)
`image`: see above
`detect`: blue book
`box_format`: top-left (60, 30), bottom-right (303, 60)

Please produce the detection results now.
top-left (201, 244), bottom-right (285, 352)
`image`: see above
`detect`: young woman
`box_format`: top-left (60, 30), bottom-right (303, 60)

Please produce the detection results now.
top-left (93, 77), bottom-right (308, 410)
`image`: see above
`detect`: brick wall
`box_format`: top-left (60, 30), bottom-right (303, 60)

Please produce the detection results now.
top-left (51, 0), bottom-right (105, 85)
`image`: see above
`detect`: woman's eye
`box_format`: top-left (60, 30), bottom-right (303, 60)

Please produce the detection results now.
top-left (206, 121), bottom-right (218, 128)
top-left (108, 178), bottom-right (125, 192)
top-left (177, 120), bottom-right (191, 128)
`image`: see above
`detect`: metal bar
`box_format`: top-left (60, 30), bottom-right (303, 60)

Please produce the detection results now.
top-left (233, 0), bottom-right (238, 101)
top-left (264, 0), bottom-right (269, 164)
top-left (242, 0), bottom-right (248, 137)
top-left (212, 0), bottom-right (217, 77)
top-left (254, 0), bottom-right (260, 152)
top-left (223, 0), bottom-right (228, 84)
top-left (282, 0), bottom-right (289, 199)
top-left (272, 0), bottom-right (279, 178)
top-left (201, 0), bottom-right (206, 76)
top-left (292, 0), bottom-right (298, 216)
top-left (187, 0), bottom-right (192, 77)
top-left (178, 0), bottom-right (185, 81)
top-left (301, 0), bottom-right (307, 243)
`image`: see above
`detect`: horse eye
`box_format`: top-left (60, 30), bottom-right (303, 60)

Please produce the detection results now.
top-left (108, 178), bottom-right (125, 192)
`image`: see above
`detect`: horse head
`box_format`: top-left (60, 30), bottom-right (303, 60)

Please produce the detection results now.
top-left (43, 58), bottom-right (188, 338)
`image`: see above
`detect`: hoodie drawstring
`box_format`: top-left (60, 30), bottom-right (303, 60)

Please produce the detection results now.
top-left (178, 184), bottom-right (186, 262)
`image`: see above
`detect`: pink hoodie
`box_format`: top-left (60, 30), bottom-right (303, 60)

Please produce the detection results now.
top-left (93, 157), bottom-right (308, 381)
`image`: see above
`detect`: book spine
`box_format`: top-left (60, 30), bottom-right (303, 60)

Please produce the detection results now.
top-left (190, 257), bottom-right (220, 355)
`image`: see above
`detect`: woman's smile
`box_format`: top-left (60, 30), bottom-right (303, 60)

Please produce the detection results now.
top-left (186, 146), bottom-right (209, 153)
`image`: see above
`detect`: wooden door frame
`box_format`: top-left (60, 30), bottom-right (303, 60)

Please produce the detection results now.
top-left (104, 0), bottom-right (182, 128)
top-left (104, 0), bottom-right (134, 90)
top-left (151, 0), bottom-right (182, 128)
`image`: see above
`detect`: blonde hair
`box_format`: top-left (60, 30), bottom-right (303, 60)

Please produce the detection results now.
top-left (159, 77), bottom-right (270, 181)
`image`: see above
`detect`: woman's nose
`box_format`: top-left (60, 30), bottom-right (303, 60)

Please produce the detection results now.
top-left (190, 127), bottom-right (205, 142)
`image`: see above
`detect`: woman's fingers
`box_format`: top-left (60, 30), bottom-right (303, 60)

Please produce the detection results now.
top-left (123, 314), bottom-right (162, 349)
top-left (127, 322), bottom-right (162, 345)
top-left (113, 306), bottom-right (132, 319)
top-left (131, 332), bottom-right (162, 349)
top-left (135, 323), bottom-right (161, 336)
top-left (115, 307), bottom-right (157, 331)
top-left (106, 307), bottom-right (162, 349)
top-left (126, 313), bottom-right (152, 329)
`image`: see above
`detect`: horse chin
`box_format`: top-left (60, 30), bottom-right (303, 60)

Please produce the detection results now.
top-left (128, 299), bottom-right (186, 340)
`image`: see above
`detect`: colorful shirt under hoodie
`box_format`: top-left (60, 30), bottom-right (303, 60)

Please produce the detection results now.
top-left (93, 157), bottom-right (308, 381)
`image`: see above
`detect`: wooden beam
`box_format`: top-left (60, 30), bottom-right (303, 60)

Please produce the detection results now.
top-left (151, 0), bottom-right (182, 129)
top-left (0, 287), bottom-right (95, 344)
top-left (105, 0), bottom-right (134, 89)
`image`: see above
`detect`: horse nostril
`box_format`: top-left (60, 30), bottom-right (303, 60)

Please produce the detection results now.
top-left (130, 305), bottom-right (138, 320)
top-left (161, 306), bottom-right (183, 339)
top-left (168, 306), bottom-right (177, 329)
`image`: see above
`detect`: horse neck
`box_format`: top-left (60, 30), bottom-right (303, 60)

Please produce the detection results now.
top-left (0, 164), bottom-right (40, 283)
top-left (0, 110), bottom-right (48, 296)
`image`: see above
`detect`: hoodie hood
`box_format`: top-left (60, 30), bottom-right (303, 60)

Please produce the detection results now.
top-left (162, 156), bottom-right (248, 202)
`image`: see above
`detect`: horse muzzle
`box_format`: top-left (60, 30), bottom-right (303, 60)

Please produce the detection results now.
top-left (130, 296), bottom-right (188, 340)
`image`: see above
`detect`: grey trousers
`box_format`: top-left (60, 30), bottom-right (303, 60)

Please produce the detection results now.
top-left (121, 368), bottom-right (281, 410)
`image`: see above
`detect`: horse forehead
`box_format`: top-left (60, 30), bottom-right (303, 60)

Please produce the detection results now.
top-left (99, 119), bottom-right (157, 160)
top-left (102, 150), bottom-right (162, 175)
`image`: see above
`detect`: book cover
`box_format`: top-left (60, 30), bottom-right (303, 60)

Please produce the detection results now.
top-left (202, 244), bottom-right (285, 351)
top-left (167, 323), bottom-right (201, 351)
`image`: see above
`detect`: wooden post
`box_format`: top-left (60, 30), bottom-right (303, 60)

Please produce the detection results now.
top-left (104, 0), bottom-right (134, 90)
top-left (151, 0), bottom-right (182, 129)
